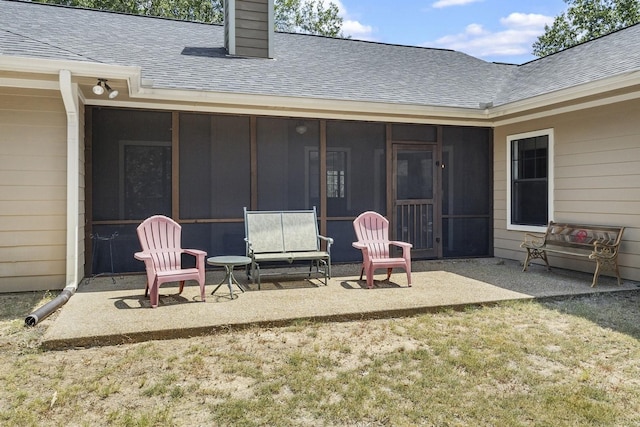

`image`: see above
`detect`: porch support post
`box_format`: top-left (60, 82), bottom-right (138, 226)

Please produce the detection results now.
top-left (59, 69), bottom-right (80, 289)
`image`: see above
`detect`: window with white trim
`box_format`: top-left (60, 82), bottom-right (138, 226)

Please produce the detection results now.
top-left (507, 129), bottom-right (554, 231)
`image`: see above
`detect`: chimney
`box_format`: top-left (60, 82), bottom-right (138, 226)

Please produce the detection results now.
top-left (224, 0), bottom-right (274, 59)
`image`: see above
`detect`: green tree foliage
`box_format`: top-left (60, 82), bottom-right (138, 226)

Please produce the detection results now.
top-left (35, 0), bottom-right (343, 37)
top-left (35, 0), bottom-right (223, 22)
top-left (275, 0), bottom-right (344, 37)
top-left (533, 0), bottom-right (640, 57)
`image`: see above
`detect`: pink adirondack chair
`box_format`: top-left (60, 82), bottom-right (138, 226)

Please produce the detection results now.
top-left (134, 215), bottom-right (207, 308)
top-left (352, 211), bottom-right (412, 289)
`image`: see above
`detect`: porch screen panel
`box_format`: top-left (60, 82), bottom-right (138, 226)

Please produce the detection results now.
top-left (326, 120), bottom-right (386, 216)
top-left (92, 109), bottom-right (172, 221)
top-left (392, 124), bottom-right (437, 142)
top-left (442, 218), bottom-right (491, 257)
top-left (91, 108), bottom-right (172, 274)
top-left (256, 118), bottom-right (319, 211)
top-left (442, 126), bottom-right (492, 257)
top-left (182, 223), bottom-right (246, 260)
top-left (327, 220), bottom-right (364, 262)
top-left (179, 113), bottom-right (250, 219)
top-left (91, 224), bottom-right (141, 273)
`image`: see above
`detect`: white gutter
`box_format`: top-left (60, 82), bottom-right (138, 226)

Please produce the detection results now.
top-left (59, 69), bottom-right (80, 291)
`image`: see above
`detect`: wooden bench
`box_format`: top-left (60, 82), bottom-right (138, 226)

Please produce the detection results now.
top-left (244, 207), bottom-right (333, 289)
top-left (521, 221), bottom-right (625, 287)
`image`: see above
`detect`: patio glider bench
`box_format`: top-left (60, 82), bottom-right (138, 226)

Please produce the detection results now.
top-left (244, 207), bottom-right (333, 289)
top-left (521, 221), bottom-right (624, 287)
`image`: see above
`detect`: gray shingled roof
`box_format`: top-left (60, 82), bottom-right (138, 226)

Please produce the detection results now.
top-left (495, 23), bottom-right (640, 106)
top-left (1, 0), bottom-right (639, 109)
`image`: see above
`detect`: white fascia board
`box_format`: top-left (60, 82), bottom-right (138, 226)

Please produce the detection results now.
top-left (0, 56), bottom-right (141, 93)
top-left (488, 71), bottom-right (640, 125)
top-left (0, 56), bottom-right (140, 78)
top-left (493, 89), bottom-right (640, 126)
top-left (88, 95), bottom-right (492, 126)
top-left (130, 86), bottom-right (492, 124)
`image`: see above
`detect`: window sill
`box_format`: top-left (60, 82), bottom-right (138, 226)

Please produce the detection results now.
top-left (507, 224), bottom-right (547, 233)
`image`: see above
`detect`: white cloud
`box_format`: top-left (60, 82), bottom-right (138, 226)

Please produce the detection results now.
top-left (432, 0), bottom-right (483, 9)
top-left (342, 19), bottom-right (375, 40)
top-left (428, 13), bottom-right (554, 60)
top-left (465, 23), bottom-right (485, 36)
top-left (331, 0), bottom-right (375, 40)
top-left (501, 12), bottom-right (552, 29)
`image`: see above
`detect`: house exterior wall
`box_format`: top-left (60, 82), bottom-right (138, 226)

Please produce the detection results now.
top-left (0, 87), bottom-right (68, 292)
top-left (494, 98), bottom-right (640, 282)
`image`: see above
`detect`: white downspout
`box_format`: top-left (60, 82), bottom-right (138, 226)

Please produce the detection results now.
top-left (25, 70), bottom-right (81, 326)
top-left (59, 69), bottom-right (80, 290)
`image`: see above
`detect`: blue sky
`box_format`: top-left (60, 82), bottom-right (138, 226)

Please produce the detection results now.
top-left (333, 0), bottom-right (568, 64)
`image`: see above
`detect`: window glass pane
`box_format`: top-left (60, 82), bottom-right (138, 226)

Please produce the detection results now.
top-left (512, 181), bottom-right (548, 225)
top-left (257, 118), bottom-right (319, 210)
top-left (92, 109), bottom-right (172, 221)
top-left (326, 121), bottom-right (385, 216)
top-left (180, 113), bottom-right (250, 219)
top-left (511, 134), bottom-right (549, 226)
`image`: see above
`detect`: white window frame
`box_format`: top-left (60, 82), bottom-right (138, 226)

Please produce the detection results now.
top-left (506, 129), bottom-right (554, 232)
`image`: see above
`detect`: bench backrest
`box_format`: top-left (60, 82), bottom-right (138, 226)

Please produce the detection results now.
top-left (244, 208), bottom-right (320, 254)
top-left (544, 221), bottom-right (624, 250)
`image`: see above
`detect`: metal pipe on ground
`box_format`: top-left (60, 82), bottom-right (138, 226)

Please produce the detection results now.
top-left (24, 287), bottom-right (75, 327)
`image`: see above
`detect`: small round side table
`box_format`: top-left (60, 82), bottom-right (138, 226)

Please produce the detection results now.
top-left (207, 256), bottom-right (252, 298)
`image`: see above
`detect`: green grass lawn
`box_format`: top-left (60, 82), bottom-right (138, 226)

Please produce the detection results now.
top-left (1, 291), bottom-right (639, 426)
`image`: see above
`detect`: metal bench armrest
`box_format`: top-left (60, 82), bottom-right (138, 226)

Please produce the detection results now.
top-left (521, 232), bottom-right (545, 248)
top-left (590, 241), bottom-right (619, 260)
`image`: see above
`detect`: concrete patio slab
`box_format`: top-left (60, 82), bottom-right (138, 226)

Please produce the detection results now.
top-left (41, 258), bottom-right (640, 349)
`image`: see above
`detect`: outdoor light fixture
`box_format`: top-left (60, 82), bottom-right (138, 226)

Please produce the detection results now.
top-left (92, 78), bottom-right (119, 99)
top-left (295, 123), bottom-right (308, 135)
top-left (92, 80), bottom-right (105, 95)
